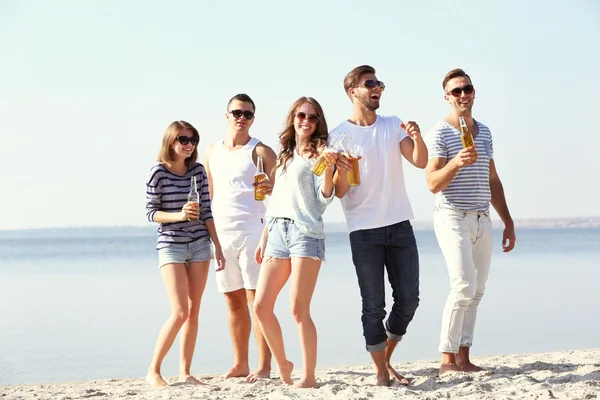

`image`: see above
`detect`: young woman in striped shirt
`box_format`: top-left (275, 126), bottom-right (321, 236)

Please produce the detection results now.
top-left (145, 120), bottom-right (226, 387)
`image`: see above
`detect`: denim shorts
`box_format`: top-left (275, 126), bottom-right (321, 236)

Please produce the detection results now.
top-left (158, 237), bottom-right (213, 268)
top-left (264, 218), bottom-right (325, 260)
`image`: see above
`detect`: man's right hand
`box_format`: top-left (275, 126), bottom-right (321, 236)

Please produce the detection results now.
top-left (452, 147), bottom-right (478, 168)
top-left (254, 240), bottom-right (267, 264)
top-left (254, 179), bottom-right (274, 196)
top-left (336, 152), bottom-right (356, 172)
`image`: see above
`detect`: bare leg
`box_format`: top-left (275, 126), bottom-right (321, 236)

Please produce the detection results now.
top-left (370, 349), bottom-right (390, 386)
top-left (223, 289), bottom-right (251, 378)
top-left (179, 261), bottom-right (210, 384)
top-left (384, 339), bottom-right (409, 386)
top-left (439, 352), bottom-right (461, 376)
top-left (288, 257), bottom-right (321, 388)
top-left (146, 263), bottom-right (189, 387)
top-left (245, 289), bottom-right (272, 382)
top-left (253, 258), bottom-right (294, 385)
top-left (455, 346), bottom-right (488, 372)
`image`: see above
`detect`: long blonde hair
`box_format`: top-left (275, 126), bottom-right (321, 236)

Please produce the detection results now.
top-left (275, 97), bottom-right (328, 174)
top-left (157, 120), bottom-right (200, 167)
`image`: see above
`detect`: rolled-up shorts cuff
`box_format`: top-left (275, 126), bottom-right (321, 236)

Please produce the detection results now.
top-left (365, 340), bottom-right (387, 353)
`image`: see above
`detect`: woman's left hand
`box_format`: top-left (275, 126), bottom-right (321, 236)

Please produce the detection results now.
top-left (322, 148), bottom-right (338, 168)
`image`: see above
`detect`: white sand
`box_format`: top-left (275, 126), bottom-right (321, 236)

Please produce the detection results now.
top-left (2, 349), bottom-right (599, 400)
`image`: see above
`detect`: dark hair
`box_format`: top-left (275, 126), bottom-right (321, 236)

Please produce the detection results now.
top-left (442, 68), bottom-right (472, 91)
top-left (276, 97), bottom-right (328, 174)
top-left (344, 65), bottom-right (376, 98)
top-left (227, 93), bottom-right (256, 112)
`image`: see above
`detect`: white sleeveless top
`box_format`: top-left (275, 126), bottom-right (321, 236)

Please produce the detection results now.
top-left (209, 137), bottom-right (266, 233)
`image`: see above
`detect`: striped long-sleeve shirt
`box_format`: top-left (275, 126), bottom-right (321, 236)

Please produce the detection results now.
top-left (145, 162), bottom-right (213, 250)
top-left (425, 120), bottom-right (494, 211)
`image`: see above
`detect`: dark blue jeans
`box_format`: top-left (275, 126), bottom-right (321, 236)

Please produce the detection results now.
top-left (349, 220), bottom-right (420, 352)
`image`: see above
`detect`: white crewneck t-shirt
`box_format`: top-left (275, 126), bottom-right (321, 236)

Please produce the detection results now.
top-left (266, 151), bottom-right (335, 239)
top-left (208, 137), bottom-right (266, 233)
top-left (329, 115), bottom-right (414, 232)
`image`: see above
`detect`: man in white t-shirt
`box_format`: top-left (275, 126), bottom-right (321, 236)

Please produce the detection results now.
top-left (204, 93), bottom-right (276, 380)
top-left (424, 69), bottom-right (515, 376)
top-left (331, 65), bottom-right (428, 387)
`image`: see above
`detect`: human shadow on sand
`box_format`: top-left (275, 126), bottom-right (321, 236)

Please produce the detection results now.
top-left (324, 370), bottom-right (373, 377)
top-left (491, 362), bottom-right (580, 375)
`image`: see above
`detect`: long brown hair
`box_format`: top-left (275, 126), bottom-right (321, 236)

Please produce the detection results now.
top-left (157, 120), bottom-right (200, 167)
top-left (275, 97), bottom-right (328, 174)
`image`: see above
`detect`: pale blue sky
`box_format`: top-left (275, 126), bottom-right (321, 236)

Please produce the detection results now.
top-left (1, 0), bottom-right (599, 230)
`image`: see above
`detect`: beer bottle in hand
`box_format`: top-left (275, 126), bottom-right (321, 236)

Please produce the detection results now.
top-left (254, 156), bottom-right (268, 201)
top-left (459, 117), bottom-right (475, 148)
top-left (187, 176), bottom-right (199, 221)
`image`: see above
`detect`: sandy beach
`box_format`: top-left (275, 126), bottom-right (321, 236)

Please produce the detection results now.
top-left (2, 349), bottom-right (599, 400)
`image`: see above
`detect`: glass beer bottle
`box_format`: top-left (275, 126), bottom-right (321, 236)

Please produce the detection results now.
top-left (459, 116), bottom-right (475, 148)
top-left (187, 176), bottom-right (199, 221)
top-left (254, 156), bottom-right (268, 201)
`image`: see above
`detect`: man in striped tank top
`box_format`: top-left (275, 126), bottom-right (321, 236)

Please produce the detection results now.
top-left (424, 69), bottom-right (516, 376)
top-left (204, 94), bottom-right (276, 381)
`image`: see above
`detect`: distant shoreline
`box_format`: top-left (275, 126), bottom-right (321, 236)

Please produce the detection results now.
top-left (408, 216), bottom-right (600, 231)
top-left (1, 217), bottom-right (600, 235)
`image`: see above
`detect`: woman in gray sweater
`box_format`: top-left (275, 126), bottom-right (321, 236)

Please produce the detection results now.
top-left (252, 97), bottom-right (339, 388)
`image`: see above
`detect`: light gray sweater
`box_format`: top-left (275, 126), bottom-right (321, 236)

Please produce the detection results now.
top-left (266, 152), bottom-right (335, 239)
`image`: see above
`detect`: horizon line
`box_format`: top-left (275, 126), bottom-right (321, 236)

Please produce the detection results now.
top-left (1, 216), bottom-right (600, 233)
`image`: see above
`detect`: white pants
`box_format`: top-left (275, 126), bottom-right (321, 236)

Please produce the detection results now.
top-left (434, 207), bottom-right (493, 353)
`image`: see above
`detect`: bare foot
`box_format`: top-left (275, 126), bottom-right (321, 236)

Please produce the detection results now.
top-left (294, 378), bottom-right (318, 388)
top-left (223, 364), bottom-right (250, 378)
top-left (245, 369), bottom-right (271, 383)
top-left (386, 363), bottom-right (410, 386)
top-left (145, 371), bottom-right (168, 387)
top-left (179, 375), bottom-right (205, 385)
top-left (439, 362), bottom-right (461, 376)
top-left (278, 360), bottom-right (294, 385)
top-left (458, 362), bottom-right (492, 374)
top-left (376, 371), bottom-right (391, 387)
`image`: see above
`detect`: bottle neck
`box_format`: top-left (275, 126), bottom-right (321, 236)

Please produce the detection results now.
top-left (256, 157), bottom-right (264, 173)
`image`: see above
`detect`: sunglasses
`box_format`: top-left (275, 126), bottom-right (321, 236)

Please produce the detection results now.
top-left (229, 109), bottom-right (255, 120)
top-left (360, 80), bottom-right (385, 90)
top-left (295, 112), bottom-right (320, 124)
top-left (447, 84), bottom-right (474, 97)
top-left (176, 136), bottom-right (199, 146)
